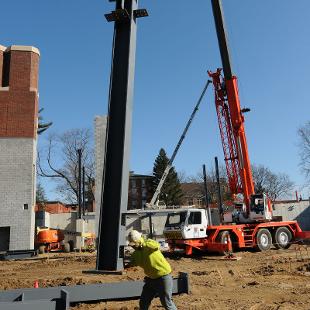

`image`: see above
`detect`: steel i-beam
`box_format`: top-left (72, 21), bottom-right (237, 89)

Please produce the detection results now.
top-left (0, 273), bottom-right (189, 310)
top-left (96, 0), bottom-right (148, 271)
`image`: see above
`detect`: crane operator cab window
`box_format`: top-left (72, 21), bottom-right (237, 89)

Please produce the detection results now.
top-left (165, 211), bottom-right (187, 228)
top-left (187, 211), bottom-right (202, 225)
top-left (251, 194), bottom-right (265, 214)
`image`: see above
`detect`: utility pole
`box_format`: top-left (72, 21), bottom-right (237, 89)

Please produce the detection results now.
top-left (96, 0), bottom-right (148, 271)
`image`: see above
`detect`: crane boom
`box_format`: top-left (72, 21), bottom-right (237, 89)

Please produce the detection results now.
top-left (146, 80), bottom-right (212, 208)
top-left (209, 0), bottom-right (255, 213)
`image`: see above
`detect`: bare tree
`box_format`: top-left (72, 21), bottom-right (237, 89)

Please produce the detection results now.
top-left (252, 164), bottom-right (294, 201)
top-left (37, 128), bottom-right (94, 204)
top-left (37, 108), bottom-right (53, 135)
top-left (298, 121), bottom-right (310, 185)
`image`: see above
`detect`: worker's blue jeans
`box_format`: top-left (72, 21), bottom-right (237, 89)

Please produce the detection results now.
top-left (139, 274), bottom-right (177, 310)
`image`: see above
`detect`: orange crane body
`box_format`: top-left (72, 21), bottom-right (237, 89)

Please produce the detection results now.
top-left (208, 69), bottom-right (255, 213)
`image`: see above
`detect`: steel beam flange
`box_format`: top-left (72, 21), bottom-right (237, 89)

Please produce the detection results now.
top-left (105, 9), bottom-right (130, 22)
top-left (133, 9), bottom-right (148, 18)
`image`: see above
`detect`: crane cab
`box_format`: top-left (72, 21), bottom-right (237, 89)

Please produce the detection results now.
top-left (249, 193), bottom-right (272, 221)
top-left (164, 209), bottom-right (209, 240)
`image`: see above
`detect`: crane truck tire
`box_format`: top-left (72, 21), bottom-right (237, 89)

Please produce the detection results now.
top-left (273, 227), bottom-right (292, 250)
top-left (63, 242), bottom-right (70, 253)
top-left (255, 229), bottom-right (272, 251)
top-left (38, 245), bottom-right (45, 254)
top-left (68, 240), bottom-right (75, 252)
top-left (217, 230), bottom-right (232, 255)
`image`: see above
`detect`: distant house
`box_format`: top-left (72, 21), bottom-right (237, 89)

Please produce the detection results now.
top-left (180, 183), bottom-right (205, 207)
top-left (181, 181), bottom-right (230, 207)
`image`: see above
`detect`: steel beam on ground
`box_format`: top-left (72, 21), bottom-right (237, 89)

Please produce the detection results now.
top-left (0, 250), bottom-right (37, 261)
top-left (0, 300), bottom-right (57, 310)
top-left (0, 288), bottom-right (69, 310)
top-left (0, 273), bottom-right (189, 307)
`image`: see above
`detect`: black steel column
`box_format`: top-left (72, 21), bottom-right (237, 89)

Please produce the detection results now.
top-left (202, 164), bottom-right (212, 226)
top-left (82, 166), bottom-right (85, 216)
top-left (148, 214), bottom-right (153, 239)
top-left (96, 0), bottom-right (140, 271)
top-left (77, 149), bottom-right (82, 219)
top-left (215, 157), bottom-right (223, 221)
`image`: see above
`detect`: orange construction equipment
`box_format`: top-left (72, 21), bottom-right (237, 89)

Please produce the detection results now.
top-left (35, 229), bottom-right (71, 254)
top-left (162, 0), bottom-right (310, 256)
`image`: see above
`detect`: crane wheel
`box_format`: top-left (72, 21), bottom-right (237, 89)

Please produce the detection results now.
top-left (38, 245), bottom-right (45, 254)
top-left (68, 240), bottom-right (75, 252)
top-left (273, 227), bottom-right (292, 249)
top-left (255, 229), bottom-right (272, 251)
top-left (63, 242), bottom-right (70, 253)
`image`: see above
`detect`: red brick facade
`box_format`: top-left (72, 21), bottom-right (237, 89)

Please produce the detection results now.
top-left (0, 45), bottom-right (40, 138)
top-left (35, 201), bottom-right (77, 214)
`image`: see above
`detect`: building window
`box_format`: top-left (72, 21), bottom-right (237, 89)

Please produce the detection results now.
top-left (23, 204), bottom-right (29, 210)
top-left (142, 188), bottom-right (147, 199)
top-left (2, 52), bottom-right (11, 87)
top-left (197, 198), bottom-right (203, 207)
top-left (142, 179), bottom-right (146, 187)
top-left (187, 198), bottom-right (194, 206)
top-left (131, 180), bottom-right (136, 188)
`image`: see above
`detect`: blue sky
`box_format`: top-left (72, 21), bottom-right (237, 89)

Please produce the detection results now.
top-left (1, 0), bottom-right (309, 200)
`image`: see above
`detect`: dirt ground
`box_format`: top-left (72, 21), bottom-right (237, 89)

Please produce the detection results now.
top-left (0, 245), bottom-right (310, 310)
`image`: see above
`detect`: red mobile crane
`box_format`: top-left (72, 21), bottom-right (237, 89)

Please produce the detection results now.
top-left (208, 0), bottom-right (272, 222)
top-left (163, 0), bottom-right (310, 255)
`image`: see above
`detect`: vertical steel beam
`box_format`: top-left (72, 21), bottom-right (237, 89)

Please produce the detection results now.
top-left (82, 166), bottom-right (85, 216)
top-left (96, 0), bottom-right (138, 271)
top-left (202, 164), bottom-right (212, 226)
top-left (215, 157), bottom-right (223, 221)
top-left (77, 149), bottom-right (82, 219)
top-left (148, 214), bottom-right (153, 239)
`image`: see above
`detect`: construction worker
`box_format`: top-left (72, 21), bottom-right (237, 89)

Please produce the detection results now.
top-left (127, 230), bottom-right (177, 310)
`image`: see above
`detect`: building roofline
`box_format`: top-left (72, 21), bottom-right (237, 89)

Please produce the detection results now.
top-left (5, 45), bottom-right (40, 56)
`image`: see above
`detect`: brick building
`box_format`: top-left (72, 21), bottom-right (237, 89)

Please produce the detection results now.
top-left (35, 201), bottom-right (77, 214)
top-left (0, 45), bottom-right (40, 251)
top-left (128, 173), bottom-right (154, 210)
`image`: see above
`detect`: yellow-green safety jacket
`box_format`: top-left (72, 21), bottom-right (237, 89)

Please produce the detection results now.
top-left (130, 238), bottom-right (172, 279)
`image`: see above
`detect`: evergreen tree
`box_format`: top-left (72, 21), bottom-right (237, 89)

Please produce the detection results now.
top-left (152, 148), bottom-right (183, 206)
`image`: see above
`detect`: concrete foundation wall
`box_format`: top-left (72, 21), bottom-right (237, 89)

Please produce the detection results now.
top-left (0, 138), bottom-right (36, 250)
top-left (273, 200), bottom-right (310, 231)
top-left (49, 213), bottom-right (77, 232)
